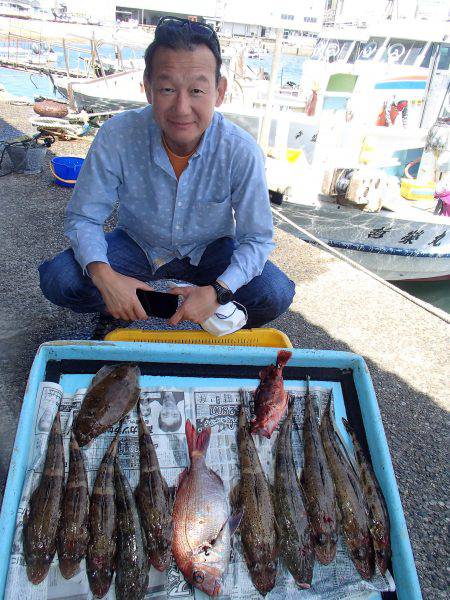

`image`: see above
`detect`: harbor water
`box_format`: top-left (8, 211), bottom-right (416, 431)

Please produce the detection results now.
top-left (0, 59), bottom-right (448, 314)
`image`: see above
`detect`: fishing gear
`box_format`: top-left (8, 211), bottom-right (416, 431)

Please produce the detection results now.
top-left (0, 132), bottom-right (55, 177)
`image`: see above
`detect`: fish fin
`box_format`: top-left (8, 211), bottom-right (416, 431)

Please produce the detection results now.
top-left (258, 365), bottom-right (272, 379)
top-left (185, 420), bottom-right (211, 459)
top-left (177, 469), bottom-right (188, 489)
top-left (210, 511), bottom-right (243, 548)
top-left (342, 417), bottom-right (350, 433)
top-left (229, 482), bottom-right (241, 511)
top-left (228, 510), bottom-right (243, 536)
top-left (276, 349), bottom-right (292, 368)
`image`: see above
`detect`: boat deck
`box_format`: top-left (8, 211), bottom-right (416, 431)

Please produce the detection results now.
top-left (0, 101), bottom-right (448, 598)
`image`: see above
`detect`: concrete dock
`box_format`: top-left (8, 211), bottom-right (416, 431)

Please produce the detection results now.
top-left (0, 101), bottom-right (448, 598)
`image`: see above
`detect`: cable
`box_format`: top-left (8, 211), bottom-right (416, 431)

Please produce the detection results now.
top-left (271, 206), bottom-right (450, 324)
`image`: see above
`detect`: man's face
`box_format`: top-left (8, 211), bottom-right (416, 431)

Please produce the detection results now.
top-left (144, 45), bottom-right (227, 155)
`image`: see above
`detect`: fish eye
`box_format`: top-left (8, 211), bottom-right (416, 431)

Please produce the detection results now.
top-left (355, 547), bottom-right (367, 560)
top-left (193, 570), bottom-right (205, 583)
top-left (267, 561), bottom-right (276, 571)
top-left (330, 532), bottom-right (338, 543)
top-left (317, 533), bottom-right (327, 546)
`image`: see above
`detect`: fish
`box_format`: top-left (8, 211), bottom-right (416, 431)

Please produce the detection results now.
top-left (274, 400), bottom-right (314, 588)
top-left (250, 349), bottom-right (292, 438)
top-left (73, 364), bottom-right (140, 447)
top-left (172, 420), bottom-right (238, 597)
top-left (57, 431), bottom-right (90, 579)
top-left (342, 418), bottom-right (391, 575)
top-left (320, 393), bottom-right (375, 580)
top-left (86, 430), bottom-right (120, 598)
top-left (234, 399), bottom-right (278, 595)
top-left (301, 378), bottom-right (338, 565)
top-left (135, 402), bottom-right (173, 571)
top-left (23, 411), bottom-right (65, 584)
top-left (114, 459), bottom-right (149, 600)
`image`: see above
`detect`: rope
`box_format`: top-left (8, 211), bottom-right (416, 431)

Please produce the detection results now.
top-left (271, 206), bottom-right (450, 324)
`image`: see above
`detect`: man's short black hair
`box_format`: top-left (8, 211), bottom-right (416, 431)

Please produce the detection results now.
top-left (144, 17), bottom-right (222, 86)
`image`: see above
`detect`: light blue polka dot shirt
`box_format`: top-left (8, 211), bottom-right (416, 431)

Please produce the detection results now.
top-left (65, 106), bottom-right (275, 292)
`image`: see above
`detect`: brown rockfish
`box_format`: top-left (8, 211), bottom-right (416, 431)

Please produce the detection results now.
top-left (342, 418), bottom-right (391, 575)
top-left (73, 364), bottom-right (140, 447)
top-left (115, 459), bottom-right (149, 600)
top-left (172, 420), bottom-right (239, 597)
top-left (320, 393), bottom-right (375, 580)
top-left (23, 411), bottom-right (65, 584)
top-left (235, 400), bottom-right (278, 595)
top-left (135, 402), bottom-right (172, 571)
top-left (87, 430), bottom-right (120, 598)
top-left (274, 400), bottom-right (314, 588)
top-left (57, 431), bottom-right (90, 579)
top-left (301, 379), bottom-right (338, 564)
top-left (251, 350), bottom-right (292, 438)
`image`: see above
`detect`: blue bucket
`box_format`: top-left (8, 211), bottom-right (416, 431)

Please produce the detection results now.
top-left (50, 156), bottom-right (84, 187)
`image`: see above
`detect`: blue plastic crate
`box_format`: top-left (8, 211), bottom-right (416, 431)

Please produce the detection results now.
top-left (0, 342), bottom-right (422, 599)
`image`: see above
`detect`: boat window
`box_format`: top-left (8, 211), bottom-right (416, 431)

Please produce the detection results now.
top-left (357, 37), bottom-right (385, 61)
top-left (311, 38), bottom-right (328, 60)
top-left (347, 41), bottom-right (363, 64)
top-left (421, 43), bottom-right (438, 68)
top-left (437, 44), bottom-right (450, 71)
top-left (310, 39), bottom-right (352, 62)
top-left (381, 38), bottom-right (421, 65)
top-left (337, 41), bottom-right (353, 61)
top-left (404, 41), bottom-right (426, 65)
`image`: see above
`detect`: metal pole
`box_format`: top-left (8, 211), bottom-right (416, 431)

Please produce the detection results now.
top-left (419, 42), bottom-right (441, 129)
top-left (62, 38), bottom-right (70, 77)
top-left (259, 27), bottom-right (283, 154)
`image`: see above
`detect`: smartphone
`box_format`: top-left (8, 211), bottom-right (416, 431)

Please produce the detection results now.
top-left (136, 289), bottom-right (179, 319)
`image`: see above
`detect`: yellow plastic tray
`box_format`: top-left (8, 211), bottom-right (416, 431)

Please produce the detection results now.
top-left (104, 327), bottom-right (292, 348)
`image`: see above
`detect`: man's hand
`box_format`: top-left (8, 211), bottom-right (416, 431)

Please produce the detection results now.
top-left (88, 262), bottom-right (153, 321)
top-left (168, 285), bottom-right (219, 326)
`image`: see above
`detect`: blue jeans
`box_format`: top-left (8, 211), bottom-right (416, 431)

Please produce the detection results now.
top-left (38, 230), bottom-right (295, 328)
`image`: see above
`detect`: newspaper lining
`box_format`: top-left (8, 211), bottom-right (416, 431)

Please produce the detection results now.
top-left (5, 381), bottom-right (395, 600)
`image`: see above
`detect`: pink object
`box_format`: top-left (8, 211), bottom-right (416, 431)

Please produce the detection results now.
top-left (435, 190), bottom-right (450, 217)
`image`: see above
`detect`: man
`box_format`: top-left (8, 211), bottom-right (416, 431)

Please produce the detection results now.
top-left (39, 16), bottom-right (295, 339)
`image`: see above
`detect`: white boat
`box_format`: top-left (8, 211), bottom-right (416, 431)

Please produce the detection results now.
top-left (272, 194), bottom-right (450, 282)
top-left (298, 20), bottom-right (450, 130)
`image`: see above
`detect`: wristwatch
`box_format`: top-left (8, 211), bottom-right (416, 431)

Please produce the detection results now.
top-left (212, 281), bottom-right (234, 305)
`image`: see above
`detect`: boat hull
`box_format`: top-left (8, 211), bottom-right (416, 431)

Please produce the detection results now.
top-left (274, 201), bottom-right (450, 282)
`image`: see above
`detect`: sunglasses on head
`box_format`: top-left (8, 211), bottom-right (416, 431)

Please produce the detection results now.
top-left (155, 16), bottom-right (220, 51)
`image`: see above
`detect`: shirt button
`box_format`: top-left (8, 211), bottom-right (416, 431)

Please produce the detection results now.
top-left (178, 202), bottom-right (182, 207)
top-left (176, 225), bottom-right (180, 229)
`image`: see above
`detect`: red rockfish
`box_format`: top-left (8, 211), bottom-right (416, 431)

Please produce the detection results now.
top-left (250, 350), bottom-right (292, 438)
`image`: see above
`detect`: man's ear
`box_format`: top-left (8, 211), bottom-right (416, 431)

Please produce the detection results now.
top-left (143, 77), bottom-right (152, 104)
top-left (215, 76), bottom-right (227, 108)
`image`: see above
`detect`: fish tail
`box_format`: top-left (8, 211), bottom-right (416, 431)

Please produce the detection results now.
top-left (342, 417), bottom-right (351, 434)
top-left (277, 350), bottom-right (292, 368)
top-left (185, 420), bottom-right (211, 459)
